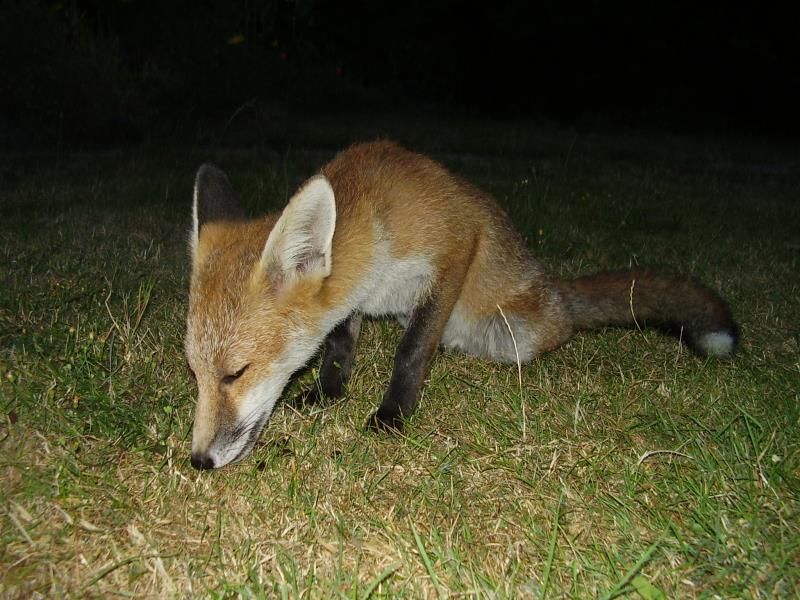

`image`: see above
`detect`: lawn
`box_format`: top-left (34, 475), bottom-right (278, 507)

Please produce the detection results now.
top-left (1, 119), bottom-right (798, 598)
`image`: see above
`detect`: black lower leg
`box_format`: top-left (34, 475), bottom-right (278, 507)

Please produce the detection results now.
top-left (309, 313), bottom-right (362, 403)
top-left (368, 296), bottom-right (441, 432)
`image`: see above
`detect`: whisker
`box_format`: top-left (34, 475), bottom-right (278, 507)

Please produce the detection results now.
top-left (228, 405), bottom-right (264, 444)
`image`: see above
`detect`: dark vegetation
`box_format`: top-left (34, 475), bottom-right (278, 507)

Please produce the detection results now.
top-left (1, 1), bottom-right (797, 149)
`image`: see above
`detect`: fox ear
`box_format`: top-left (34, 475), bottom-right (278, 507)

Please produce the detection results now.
top-left (191, 163), bottom-right (244, 255)
top-left (260, 175), bottom-right (336, 288)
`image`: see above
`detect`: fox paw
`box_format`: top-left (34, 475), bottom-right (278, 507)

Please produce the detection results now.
top-left (292, 387), bottom-right (327, 408)
top-left (293, 381), bottom-right (347, 408)
top-left (366, 409), bottom-right (405, 433)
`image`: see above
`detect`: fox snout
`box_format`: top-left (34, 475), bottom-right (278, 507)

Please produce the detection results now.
top-left (189, 418), bottom-right (260, 470)
top-left (189, 402), bottom-right (262, 470)
top-left (190, 451), bottom-right (216, 470)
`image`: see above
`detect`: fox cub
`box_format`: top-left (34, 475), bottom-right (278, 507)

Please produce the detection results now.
top-left (185, 141), bottom-right (737, 469)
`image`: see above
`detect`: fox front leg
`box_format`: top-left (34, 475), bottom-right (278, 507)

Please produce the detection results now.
top-left (305, 313), bottom-right (362, 404)
top-left (366, 296), bottom-right (440, 431)
top-left (367, 257), bottom-right (471, 432)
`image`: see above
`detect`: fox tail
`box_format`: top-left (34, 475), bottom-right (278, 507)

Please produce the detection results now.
top-left (555, 269), bottom-right (738, 357)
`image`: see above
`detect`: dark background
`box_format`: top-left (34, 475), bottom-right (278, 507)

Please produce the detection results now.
top-left (1, 0), bottom-right (797, 148)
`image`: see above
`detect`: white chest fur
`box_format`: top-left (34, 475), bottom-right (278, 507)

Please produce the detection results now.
top-left (356, 241), bottom-right (434, 318)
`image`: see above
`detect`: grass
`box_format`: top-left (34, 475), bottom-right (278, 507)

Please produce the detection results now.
top-left (1, 119), bottom-right (799, 597)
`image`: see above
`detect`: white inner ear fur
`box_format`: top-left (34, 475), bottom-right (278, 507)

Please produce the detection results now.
top-left (260, 175), bottom-right (336, 285)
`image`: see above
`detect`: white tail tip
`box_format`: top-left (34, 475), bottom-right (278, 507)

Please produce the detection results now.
top-left (697, 331), bottom-right (735, 358)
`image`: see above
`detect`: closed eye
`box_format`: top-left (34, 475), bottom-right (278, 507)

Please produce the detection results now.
top-left (222, 364), bottom-right (249, 385)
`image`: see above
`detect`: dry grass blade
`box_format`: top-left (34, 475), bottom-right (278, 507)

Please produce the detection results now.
top-left (497, 303), bottom-right (525, 440)
top-left (410, 522), bottom-right (445, 599)
top-left (599, 534), bottom-right (666, 600)
top-left (80, 553), bottom-right (180, 594)
top-left (360, 561), bottom-right (403, 600)
top-left (540, 492), bottom-right (563, 600)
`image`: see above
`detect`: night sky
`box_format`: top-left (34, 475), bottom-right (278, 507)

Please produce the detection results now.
top-left (1, 1), bottom-right (797, 146)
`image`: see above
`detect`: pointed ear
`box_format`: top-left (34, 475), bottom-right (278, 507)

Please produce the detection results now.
top-left (190, 163), bottom-right (244, 255)
top-left (260, 175), bottom-right (336, 289)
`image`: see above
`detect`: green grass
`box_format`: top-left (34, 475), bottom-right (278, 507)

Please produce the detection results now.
top-left (1, 120), bottom-right (799, 598)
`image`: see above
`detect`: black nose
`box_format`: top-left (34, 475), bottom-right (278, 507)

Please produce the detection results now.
top-left (190, 452), bottom-right (215, 470)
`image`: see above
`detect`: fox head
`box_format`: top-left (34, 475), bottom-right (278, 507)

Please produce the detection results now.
top-left (185, 164), bottom-right (336, 469)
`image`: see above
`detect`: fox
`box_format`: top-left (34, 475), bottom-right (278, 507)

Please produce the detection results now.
top-left (185, 140), bottom-right (737, 470)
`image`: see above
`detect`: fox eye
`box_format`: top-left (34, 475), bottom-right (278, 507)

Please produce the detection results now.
top-left (222, 364), bottom-right (249, 385)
